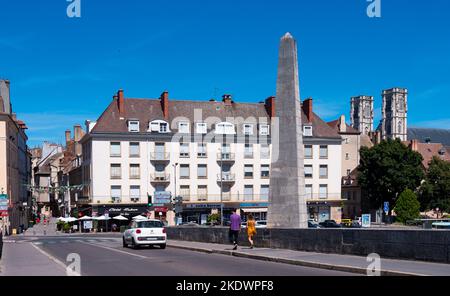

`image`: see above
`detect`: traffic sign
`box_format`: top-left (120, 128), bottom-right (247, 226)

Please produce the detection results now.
top-left (383, 202), bottom-right (389, 214)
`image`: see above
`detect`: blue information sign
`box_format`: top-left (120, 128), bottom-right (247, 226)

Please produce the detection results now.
top-left (383, 202), bottom-right (389, 214)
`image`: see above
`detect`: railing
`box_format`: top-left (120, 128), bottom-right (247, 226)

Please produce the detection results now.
top-left (177, 194), bottom-right (270, 202)
top-left (305, 193), bottom-right (343, 201)
top-left (150, 152), bottom-right (170, 161)
top-left (217, 153), bottom-right (235, 161)
top-left (217, 173), bottom-right (236, 182)
top-left (150, 173), bottom-right (170, 182)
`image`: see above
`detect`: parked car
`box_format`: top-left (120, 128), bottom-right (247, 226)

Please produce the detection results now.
top-left (255, 220), bottom-right (267, 228)
top-left (308, 221), bottom-right (321, 228)
top-left (123, 219), bottom-right (167, 249)
top-left (319, 220), bottom-right (342, 228)
top-left (341, 219), bottom-right (353, 227)
top-left (349, 221), bottom-right (362, 228)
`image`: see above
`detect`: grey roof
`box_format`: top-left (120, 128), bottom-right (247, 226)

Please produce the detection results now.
top-left (408, 128), bottom-right (450, 147)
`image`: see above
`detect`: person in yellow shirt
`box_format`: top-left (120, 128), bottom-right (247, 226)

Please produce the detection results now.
top-left (246, 214), bottom-right (257, 249)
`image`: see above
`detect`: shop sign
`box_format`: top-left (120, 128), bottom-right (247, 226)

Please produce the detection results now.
top-left (186, 204), bottom-right (222, 209)
top-left (240, 203), bottom-right (269, 208)
top-left (154, 207), bottom-right (168, 213)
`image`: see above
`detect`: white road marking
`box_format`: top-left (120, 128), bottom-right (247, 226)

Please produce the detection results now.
top-left (79, 241), bottom-right (148, 259)
top-left (29, 243), bottom-right (74, 275)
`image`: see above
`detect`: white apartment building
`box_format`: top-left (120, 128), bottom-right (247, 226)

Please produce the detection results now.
top-left (81, 90), bottom-right (343, 225)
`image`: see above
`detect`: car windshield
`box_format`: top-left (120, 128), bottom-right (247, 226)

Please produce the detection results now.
top-left (137, 221), bottom-right (164, 228)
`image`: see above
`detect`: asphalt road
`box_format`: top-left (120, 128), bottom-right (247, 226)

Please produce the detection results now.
top-left (21, 235), bottom-right (356, 276)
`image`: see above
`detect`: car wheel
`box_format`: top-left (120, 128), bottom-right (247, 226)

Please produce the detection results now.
top-left (122, 238), bottom-right (127, 248)
top-left (131, 238), bottom-right (139, 249)
top-left (160, 244), bottom-right (166, 249)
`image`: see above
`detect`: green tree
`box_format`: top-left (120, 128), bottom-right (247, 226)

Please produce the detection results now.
top-left (419, 156), bottom-right (450, 215)
top-left (358, 139), bottom-right (424, 210)
top-left (394, 189), bottom-right (421, 224)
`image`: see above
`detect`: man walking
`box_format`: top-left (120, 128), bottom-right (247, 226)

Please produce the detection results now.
top-left (229, 209), bottom-right (241, 250)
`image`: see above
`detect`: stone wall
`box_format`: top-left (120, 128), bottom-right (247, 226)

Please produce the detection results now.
top-left (166, 227), bottom-right (450, 263)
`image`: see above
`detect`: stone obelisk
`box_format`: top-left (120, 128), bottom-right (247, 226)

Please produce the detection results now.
top-left (267, 33), bottom-right (308, 228)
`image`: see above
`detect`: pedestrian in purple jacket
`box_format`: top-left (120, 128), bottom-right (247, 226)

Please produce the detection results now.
top-left (229, 209), bottom-right (241, 250)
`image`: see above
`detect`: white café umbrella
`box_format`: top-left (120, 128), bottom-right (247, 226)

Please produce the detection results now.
top-left (132, 215), bottom-right (148, 221)
top-left (113, 215), bottom-right (128, 221)
top-left (61, 217), bottom-right (78, 223)
top-left (94, 215), bottom-right (111, 221)
top-left (79, 216), bottom-right (92, 220)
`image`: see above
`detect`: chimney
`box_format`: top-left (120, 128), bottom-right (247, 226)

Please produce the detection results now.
top-left (65, 130), bottom-right (71, 145)
top-left (160, 91), bottom-right (169, 120)
top-left (117, 89), bottom-right (125, 115)
top-left (302, 98), bottom-right (313, 122)
top-left (222, 94), bottom-right (233, 106)
top-left (265, 96), bottom-right (276, 118)
top-left (74, 125), bottom-right (83, 142)
top-left (339, 115), bottom-right (347, 133)
top-left (411, 139), bottom-right (419, 151)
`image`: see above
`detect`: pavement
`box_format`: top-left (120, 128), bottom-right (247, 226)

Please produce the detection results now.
top-left (166, 240), bottom-right (450, 276)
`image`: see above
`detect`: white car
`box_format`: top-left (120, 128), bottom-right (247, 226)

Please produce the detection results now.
top-left (123, 219), bottom-right (167, 249)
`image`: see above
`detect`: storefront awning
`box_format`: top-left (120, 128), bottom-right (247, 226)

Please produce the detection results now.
top-left (241, 208), bottom-right (268, 213)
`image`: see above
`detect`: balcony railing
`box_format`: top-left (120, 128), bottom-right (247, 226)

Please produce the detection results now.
top-left (305, 193), bottom-right (343, 201)
top-left (176, 194), bottom-right (270, 203)
top-left (150, 173), bottom-right (170, 182)
top-left (150, 152), bottom-right (170, 161)
top-left (217, 153), bottom-right (235, 162)
top-left (217, 173), bottom-right (236, 182)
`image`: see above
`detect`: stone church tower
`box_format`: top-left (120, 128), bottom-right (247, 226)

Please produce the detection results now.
top-left (381, 88), bottom-right (408, 141)
top-left (350, 95), bottom-right (374, 135)
top-left (0, 80), bottom-right (11, 114)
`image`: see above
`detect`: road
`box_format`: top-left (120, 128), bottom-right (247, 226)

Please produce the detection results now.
top-left (15, 235), bottom-right (355, 276)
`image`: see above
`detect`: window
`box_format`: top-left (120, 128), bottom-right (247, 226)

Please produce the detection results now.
top-left (244, 165), bottom-right (253, 178)
top-left (197, 143), bottom-right (207, 158)
top-left (110, 142), bottom-right (121, 157)
top-left (180, 143), bottom-right (190, 158)
top-left (110, 164), bottom-right (121, 179)
top-left (154, 143), bottom-right (165, 160)
top-left (260, 185), bottom-right (269, 201)
top-left (149, 120), bottom-right (170, 133)
top-left (260, 144), bottom-right (270, 159)
top-left (319, 165), bottom-right (328, 178)
top-left (130, 186), bottom-right (140, 202)
top-left (304, 165), bottom-right (313, 178)
top-left (244, 144), bottom-right (253, 158)
top-left (345, 153), bottom-right (349, 160)
top-left (319, 185), bottom-right (328, 199)
top-left (197, 185), bottom-right (207, 201)
top-left (320, 145), bottom-right (328, 158)
top-left (111, 186), bottom-right (121, 203)
top-left (178, 121), bottom-right (190, 133)
top-left (180, 185), bottom-right (190, 201)
top-left (215, 122), bottom-right (235, 134)
top-left (305, 184), bottom-right (313, 200)
top-left (304, 145), bottom-right (313, 159)
top-left (128, 120), bottom-right (139, 132)
top-left (244, 185), bottom-right (254, 201)
top-left (180, 164), bottom-right (190, 179)
top-left (129, 142), bottom-right (140, 157)
top-left (303, 125), bottom-right (313, 137)
top-left (261, 165), bottom-right (270, 178)
top-left (347, 169), bottom-right (351, 176)
top-left (196, 122), bottom-right (207, 134)
top-left (197, 164), bottom-right (207, 179)
top-left (243, 124), bottom-right (254, 135)
top-left (344, 138), bottom-right (349, 144)
top-left (259, 124), bottom-right (270, 136)
top-left (130, 164), bottom-right (140, 179)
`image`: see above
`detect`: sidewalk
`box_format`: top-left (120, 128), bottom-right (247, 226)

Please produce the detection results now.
top-left (167, 240), bottom-right (450, 276)
top-left (0, 241), bottom-right (66, 276)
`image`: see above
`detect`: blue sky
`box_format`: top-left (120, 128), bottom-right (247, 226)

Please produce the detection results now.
top-left (1, 0), bottom-right (449, 146)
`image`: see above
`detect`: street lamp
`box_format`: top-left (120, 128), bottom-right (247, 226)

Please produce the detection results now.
top-left (173, 162), bottom-right (179, 225)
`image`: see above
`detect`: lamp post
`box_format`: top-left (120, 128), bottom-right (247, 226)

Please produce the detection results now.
top-left (173, 163), bottom-right (179, 225)
top-left (218, 148), bottom-right (224, 226)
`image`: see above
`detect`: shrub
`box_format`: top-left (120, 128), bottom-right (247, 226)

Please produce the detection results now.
top-left (62, 223), bottom-right (71, 233)
top-left (394, 189), bottom-right (421, 224)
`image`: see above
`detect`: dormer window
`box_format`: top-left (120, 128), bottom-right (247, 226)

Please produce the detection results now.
top-left (178, 121), bottom-right (190, 133)
top-left (215, 122), bottom-right (235, 135)
top-left (303, 125), bottom-right (313, 137)
top-left (149, 120), bottom-right (170, 133)
top-left (196, 122), bottom-right (207, 134)
top-left (243, 124), bottom-right (254, 135)
top-left (128, 120), bottom-right (140, 132)
top-left (259, 124), bottom-right (270, 136)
